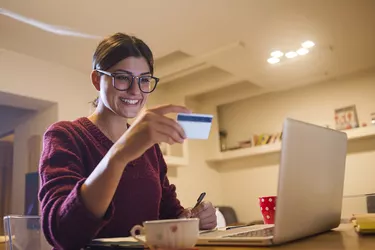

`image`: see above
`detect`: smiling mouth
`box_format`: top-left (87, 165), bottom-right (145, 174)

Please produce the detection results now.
top-left (120, 98), bottom-right (140, 105)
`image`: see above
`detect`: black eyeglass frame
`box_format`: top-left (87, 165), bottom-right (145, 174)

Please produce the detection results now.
top-left (95, 69), bottom-right (159, 93)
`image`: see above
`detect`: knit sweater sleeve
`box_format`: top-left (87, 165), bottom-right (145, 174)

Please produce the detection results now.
top-left (156, 144), bottom-right (185, 219)
top-left (38, 123), bottom-right (115, 249)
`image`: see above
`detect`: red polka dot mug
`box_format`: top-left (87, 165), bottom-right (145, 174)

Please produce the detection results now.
top-left (259, 196), bottom-right (277, 224)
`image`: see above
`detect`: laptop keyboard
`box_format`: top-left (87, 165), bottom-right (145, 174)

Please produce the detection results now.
top-left (224, 227), bottom-right (274, 238)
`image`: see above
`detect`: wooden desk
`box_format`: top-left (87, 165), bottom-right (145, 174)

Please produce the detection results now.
top-left (0, 224), bottom-right (373, 250)
top-left (198, 223), bottom-right (374, 250)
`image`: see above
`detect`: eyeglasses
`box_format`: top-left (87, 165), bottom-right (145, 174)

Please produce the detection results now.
top-left (95, 69), bottom-right (159, 93)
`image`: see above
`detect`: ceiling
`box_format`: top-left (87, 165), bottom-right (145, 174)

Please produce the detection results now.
top-left (1, 0), bottom-right (375, 102)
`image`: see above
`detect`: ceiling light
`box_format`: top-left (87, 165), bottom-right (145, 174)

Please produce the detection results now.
top-left (267, 57), bottom-right (280, 64)
top-left (297, 48), bottom-right (309, 55)
top-left (270, 50), bottom-right (283, 58)
top-left (301, 40), bottom-right (315, 48)
top-left (285, 51), bottom-right (298, 59)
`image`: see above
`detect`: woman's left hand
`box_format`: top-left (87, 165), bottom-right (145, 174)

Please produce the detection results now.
top-left (180, 201), bottom-right (217, 230)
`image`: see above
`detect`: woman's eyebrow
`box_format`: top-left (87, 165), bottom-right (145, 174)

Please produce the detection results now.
top-left (113, 69), bottom-right (151, 75)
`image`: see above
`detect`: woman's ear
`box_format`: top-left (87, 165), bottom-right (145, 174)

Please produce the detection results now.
top-left (91, 70), bottom-right (101, 91)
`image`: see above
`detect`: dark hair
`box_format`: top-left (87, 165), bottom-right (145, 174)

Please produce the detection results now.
top-left (91, 32), bottom-right (154, 107)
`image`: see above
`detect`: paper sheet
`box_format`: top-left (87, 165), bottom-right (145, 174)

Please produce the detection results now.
top-left (92, 235), bottom-right (145, 243)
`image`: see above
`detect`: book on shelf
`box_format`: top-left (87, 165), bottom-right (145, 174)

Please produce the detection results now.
top-left (222, 132), bottom-right (283, 152)
top-left (252, 132), bottom-right (282, 147)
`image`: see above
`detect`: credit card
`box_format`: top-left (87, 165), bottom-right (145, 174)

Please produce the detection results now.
top-left (177, 113), bottom-right (213, 139)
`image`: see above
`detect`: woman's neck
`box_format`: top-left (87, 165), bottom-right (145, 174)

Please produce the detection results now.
top-left (88, 104), bottom-right (128, 143)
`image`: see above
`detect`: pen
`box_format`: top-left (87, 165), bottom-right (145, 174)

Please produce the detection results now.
top-left (226, 225), bottom-right (248, 230)
top-left (193, 192), bottom-right (206, 209)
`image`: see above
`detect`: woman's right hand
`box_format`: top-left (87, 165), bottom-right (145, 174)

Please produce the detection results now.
top-left (112, 104), bottom-right (191, 164)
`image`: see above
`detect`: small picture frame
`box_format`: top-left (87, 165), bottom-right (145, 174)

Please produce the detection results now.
top-left (334, 105), bottom-right (359, 130)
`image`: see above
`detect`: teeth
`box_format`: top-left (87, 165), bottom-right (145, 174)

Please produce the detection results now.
top-left (120, 98), bottom-right (139, 104)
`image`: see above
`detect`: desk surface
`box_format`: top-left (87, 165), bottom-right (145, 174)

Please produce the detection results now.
top-left (0, 223), bottom-right (373, 250)
top-left (199, 223), bottom-right (374, 250)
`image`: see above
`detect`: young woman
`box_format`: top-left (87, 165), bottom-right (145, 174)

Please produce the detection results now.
top-left (38, 32), bottom-right (217, 249)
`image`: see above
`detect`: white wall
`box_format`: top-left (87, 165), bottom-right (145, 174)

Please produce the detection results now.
top-left (0, 49), bottom-right (97, 213)
top-left (217, 71), bottom-right (375, 222)
top-left (170, 103), bottom-right (223, 207)
top-left (147, 90), bottom-right (223, 208)
top-left (0, 49), bottom-right (96, 121)
top-left (11, 105), bottom-right (58, 214)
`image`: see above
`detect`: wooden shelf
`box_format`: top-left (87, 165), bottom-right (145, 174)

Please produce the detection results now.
top-left (207, 126), bottom-right (375, 163)
top-left (164, 155), bottom-right (188, 167)
top-left (207, 142), bottom-right (282, 163)
top-left (345, 125), bottom-right (375, 140)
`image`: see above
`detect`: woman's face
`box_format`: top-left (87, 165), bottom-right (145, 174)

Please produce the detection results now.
top-left (96, 56), bottom-right (151, 118)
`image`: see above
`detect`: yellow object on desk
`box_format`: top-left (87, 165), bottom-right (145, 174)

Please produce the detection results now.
top-left (352, 213), bottom-right (375, 234)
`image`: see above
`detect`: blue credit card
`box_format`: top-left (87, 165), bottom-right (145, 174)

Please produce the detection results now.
top-left (177, 113), bottom-right (213, 139)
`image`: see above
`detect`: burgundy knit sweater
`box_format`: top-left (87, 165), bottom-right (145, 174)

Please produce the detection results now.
top-left (38, 117), bottom-right (184, 249)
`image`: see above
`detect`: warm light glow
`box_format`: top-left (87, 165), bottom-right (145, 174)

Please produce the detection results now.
top-left (301, 40), bottom-right (315, 48)
top-left (285, 51), bottom-right (298, 58)
top-left (267, 57), bottom-right (280, 64)
top-left (270, 50), bottom-right (283, 58)
top-left (297, 48), bottom-right (309, 55)
top-left (267, 41), bottom-right (315, 64)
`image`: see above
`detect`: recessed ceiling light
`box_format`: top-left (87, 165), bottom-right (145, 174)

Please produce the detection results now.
top-left (285, 51), bottom-right (298, 58)
top-left (270, 50), bottom-right (283, 58)
top-left (267, 57), bottom-right (280, 64)
top-left (297, 48), bottom-right (309, 55)
top-left (301, 41), bottom-right (315, 49)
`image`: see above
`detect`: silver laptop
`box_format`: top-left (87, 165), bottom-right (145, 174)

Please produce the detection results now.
top-left (197, 118), bottom-right (348, 246)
